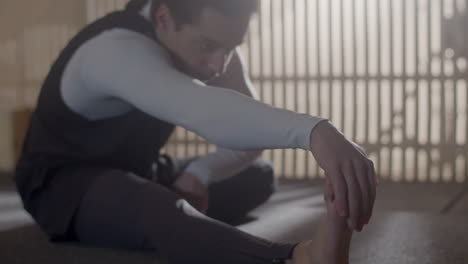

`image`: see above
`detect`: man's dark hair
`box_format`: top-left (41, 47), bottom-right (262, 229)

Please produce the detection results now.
top-left (127, 0), bottom-right (259, 27)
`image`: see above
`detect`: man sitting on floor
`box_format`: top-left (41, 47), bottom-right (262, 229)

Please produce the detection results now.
top-left (15, 0), bottom-right (376, 263)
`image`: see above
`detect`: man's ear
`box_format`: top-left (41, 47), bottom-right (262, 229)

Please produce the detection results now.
top-left (154, 4), bottom-right (175, 32)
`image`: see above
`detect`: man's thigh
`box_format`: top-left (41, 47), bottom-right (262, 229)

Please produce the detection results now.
top-left (72, 169), bottom-right (186, 250)
top-left (206, 159), bottom-right (277, 223)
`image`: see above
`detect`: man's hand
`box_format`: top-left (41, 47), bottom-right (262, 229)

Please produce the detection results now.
top-left (172, 172), bottom-right (209, 214)
top-left (310, 121), bottom-right (377, 232)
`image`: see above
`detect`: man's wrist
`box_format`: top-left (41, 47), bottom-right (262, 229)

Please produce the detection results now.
top-left (309, 120), bottom-right (333, 151)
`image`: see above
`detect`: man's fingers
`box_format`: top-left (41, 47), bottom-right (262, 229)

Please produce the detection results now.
top-left (355, 160), bottom-right (372, 228)
top-left (352, 143), bottom-right (375, 225)
top-left (367, 161), bottom-right (377, 223)
top-left (329, 169), bottom-right (348, 217)
top-left (324, 177), bottom-right (334, 202)
top-left (324, 177), bottom-right (336, 223)
top-left (342, 162), bottom-right (362, 231)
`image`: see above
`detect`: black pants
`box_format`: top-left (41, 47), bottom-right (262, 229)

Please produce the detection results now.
top-left (72, 159), bottom-right (296, 264)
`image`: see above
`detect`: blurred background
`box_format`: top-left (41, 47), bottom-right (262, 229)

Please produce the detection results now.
top-left (0, 0), bottom-right (467, 183)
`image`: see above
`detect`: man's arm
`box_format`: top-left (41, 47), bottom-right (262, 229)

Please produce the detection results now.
top-left (81, 30), bottom-right (376, 230)
top-left (182, 49), bottom-right (265, 184)
top-left (81, 30), bottom-right (323, 150)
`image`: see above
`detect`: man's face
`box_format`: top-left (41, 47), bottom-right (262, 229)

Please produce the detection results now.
top-left (156, 6), bottom-right (251, 82)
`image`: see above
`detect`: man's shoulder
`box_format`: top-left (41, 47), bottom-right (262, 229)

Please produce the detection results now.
top-left (83, 28), bottom-right (157, 52)
top-left (74, 27), bottom-right (171, 74)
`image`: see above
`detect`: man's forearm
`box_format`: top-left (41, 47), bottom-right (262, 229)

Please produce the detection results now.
top-left (183, 148), bottom-right (263, 184)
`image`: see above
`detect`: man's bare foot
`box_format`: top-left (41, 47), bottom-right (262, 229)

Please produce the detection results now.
top-left (290, 179), bottom-right (353, 264)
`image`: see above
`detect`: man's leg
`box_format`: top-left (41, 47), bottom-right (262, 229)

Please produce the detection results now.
top-left (206, 159), bottom-right (277, 223)
top-left (72, 168), bottom-right (295, 264)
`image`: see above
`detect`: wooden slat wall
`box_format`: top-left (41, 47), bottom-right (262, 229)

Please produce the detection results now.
top-left (242, 0), bottom-right (468, 182)
top-left (167, 0), bottom-right (468, 182)
top-left (0, 0), bottom-right (86, 170)
top-left (0, 0), bottom-right (86, 110)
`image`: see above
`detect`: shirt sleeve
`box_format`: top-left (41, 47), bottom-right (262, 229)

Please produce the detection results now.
top-left (79, 29), bottom-right (327, 151)
top-left (183, 147), bottom-right (263, 184)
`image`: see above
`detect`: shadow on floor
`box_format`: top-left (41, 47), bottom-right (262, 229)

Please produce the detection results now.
top-left (0, 224), bottom-right (166, 264)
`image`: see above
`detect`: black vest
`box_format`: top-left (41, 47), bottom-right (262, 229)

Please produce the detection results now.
top-left (15, 6), bottom-right (175, 218)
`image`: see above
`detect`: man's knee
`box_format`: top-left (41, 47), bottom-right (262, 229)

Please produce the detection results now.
top-left (247, 159), bottom-right (277, 198)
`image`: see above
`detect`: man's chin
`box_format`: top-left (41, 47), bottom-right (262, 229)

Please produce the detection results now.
top-left (169, 56), bottom-right (209, 81)
top-left (177, 64), bottom-right (214, 82)
top-left (190, 73), bottom-right (215, 83)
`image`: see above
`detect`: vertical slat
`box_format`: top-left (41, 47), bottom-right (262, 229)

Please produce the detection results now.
top-left (194, 134), bottom-right (200, 157)
top-left (451, 0), bottom-right (459, 181)
top-left (389, 0), bottom-right (395, 181)
top-left (269, 1), bottom-right (276, 164)
top-left (427, 0), bottom-right (434, 181)
top-left (17, 25), bottom-right (26, 109)
top-left (257, 1), bottom-right (265, 102)
top-left (86, 0), bottom-right (93, 22)
top-left (256, 1), bottom-right (267, 166)
top-left (364, 0), bottom-right (370, 152)
top-left (246, 13), bottom-right (255, 163)
top-left (415, 0), bottom-right (421, 181)
top-left (465, 0), bottom-right (468, 182)
top-left (172, 131), bottom-right (178, 159)
top-left (292, 0), bottom-right (299, 178)
top-left (340, 0), bottom-right (346, 133)
top-left (466, 65), bottom-right (468, 181)
top-left (449, 0), bottom-right (457, 181)
top-left (281, 0), bottom-right (287, 177)
top-left (402, 0), bottom-right (408, 181)
top-left (174, 130), bottom-right (180, 158)
top-left (462, 3), bottom-right (466, 183)
top-left (316, 0), bottom-right (323, 178)
top-left (183, 130), bottom-right (189, 158)
top-left (328, 0), bottom-right (334, 123)
top-left (376, 0), bottom-right (383, 178)
top-left (351, 0), bottom-right (358, 142)
top-left (438, 0), bottom-right (446, 181)
top-left (304, 0), bottom-right (312, 178)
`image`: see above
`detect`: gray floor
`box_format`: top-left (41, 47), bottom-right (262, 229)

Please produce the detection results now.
top-left (0, 176), bottom-right (467, 264)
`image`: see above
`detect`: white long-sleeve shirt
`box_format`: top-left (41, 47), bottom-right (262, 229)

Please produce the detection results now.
top-left (183, 147), bottom-right (264, 184)
top-left (60, 2), bottom-right (326, 183)
top-left (138, 1), bottom-right (264, 184)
